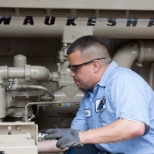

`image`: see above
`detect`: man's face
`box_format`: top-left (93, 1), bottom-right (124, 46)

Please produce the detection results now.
top-left (68, 50), bottom-right (95, 90)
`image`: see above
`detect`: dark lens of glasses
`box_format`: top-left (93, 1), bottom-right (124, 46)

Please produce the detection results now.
top-left (68, 57), bottom-right (106, 73)
top-left (68, 65), bottom-right (82, 72)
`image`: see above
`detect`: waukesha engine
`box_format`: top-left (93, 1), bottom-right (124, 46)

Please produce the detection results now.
top-left (0, 39), bottom-right (84, 154)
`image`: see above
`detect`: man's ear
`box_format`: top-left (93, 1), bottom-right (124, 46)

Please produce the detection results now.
top-left (93, 60), bottom-right (100, 73)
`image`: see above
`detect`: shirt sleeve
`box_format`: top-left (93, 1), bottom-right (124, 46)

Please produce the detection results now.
top-left (110, 68), bottom-right (151, 129)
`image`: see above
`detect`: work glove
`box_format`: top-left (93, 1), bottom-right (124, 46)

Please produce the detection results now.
top-left (44, 128), bottom-right (84, 149)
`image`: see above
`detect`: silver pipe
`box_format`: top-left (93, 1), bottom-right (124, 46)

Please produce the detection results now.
top-left (21, 85), bottom-right (55, 100)
top-left (6, 108), bottom-right (15, 116)
top-left (24, 101), bottom-right (60, 122)
top-left (7, 67), bottom-right (25, 78)
top-left (0, 66), bottom-right (7, 83)
top-left (30, 66), bottom-right (50, 81)
top-left (0, 86), bottom-right (6, 118)
top-left (136, 40), bottom-right (144, 67)
top-left (14, 54), bottom-right (27, 67)
top-left (113, 43), bottom-right (139, 68)
top-left (0, 65), bottom-right (50, 81)
top-left (149, 62), bottom-right (154, 87)
top-left (10, 84), bottom-right (55, 100)
top-left (113, 41), bottom-right (154, 68)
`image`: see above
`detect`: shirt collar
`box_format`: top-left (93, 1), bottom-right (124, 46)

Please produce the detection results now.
top-left (97, 61), bottom-right (119, 87)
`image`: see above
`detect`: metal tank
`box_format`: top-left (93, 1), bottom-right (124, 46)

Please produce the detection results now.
top-left (0, 0), bottom-right (154, 153)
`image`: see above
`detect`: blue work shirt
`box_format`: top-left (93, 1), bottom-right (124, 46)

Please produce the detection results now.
top-left (71, 61), bottom-right (154, 154)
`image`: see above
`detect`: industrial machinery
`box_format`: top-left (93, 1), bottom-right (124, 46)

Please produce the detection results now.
top-left (0, 0), bottom-right (154, 153)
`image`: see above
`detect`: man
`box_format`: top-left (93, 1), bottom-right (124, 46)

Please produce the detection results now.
top-left (44, 35), bottom-right (154, 154)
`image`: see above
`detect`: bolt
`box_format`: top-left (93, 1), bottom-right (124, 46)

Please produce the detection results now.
top-left (26, 133), bottom-right (31, 139)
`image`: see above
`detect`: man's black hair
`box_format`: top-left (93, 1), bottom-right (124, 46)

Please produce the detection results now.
top-left (67, 35), bottom-right (108, 55)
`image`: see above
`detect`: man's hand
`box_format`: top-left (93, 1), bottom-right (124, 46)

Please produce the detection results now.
top-left (44, 128), bottom-right (83, 149)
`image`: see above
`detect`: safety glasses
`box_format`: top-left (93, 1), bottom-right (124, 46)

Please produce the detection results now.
top-left (68, 57), bottom-right (106, 73)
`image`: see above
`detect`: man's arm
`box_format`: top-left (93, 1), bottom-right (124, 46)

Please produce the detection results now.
top-left (44, 118), bottom-right (146, 149)
top-left (79, 118), bottom-right (146, 144)
top-left (38, 140), bottom-right (68, 152)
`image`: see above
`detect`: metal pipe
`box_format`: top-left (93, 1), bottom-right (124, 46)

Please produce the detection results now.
top-left (113, 43), bottom-right (139, 68)
top-left (0, 86), bottom-right (6, 118)
top-left (7, 67), bottom-right (25, 78)
top-left (0, 65), bottom-right (50, 81)
top-left (136, 40), bottom-right (144, 67)
top-left (24, 101), bottom-right (60, 122)
top-left (14, 54), bottom-right (27, 67)
top-left (9, 83), bottom-right (55, 100)
top-left (20, 84), bottom-right (55, 100)
top-left (113, 41), bottom-right (154, 68)
top-left (6, 108), bottom-right (15, 116)
top-left (30, 66), bottom-right (50, 81)
top-left (0, 66), bottom-right (7, 83)
top-left (149, 62), bottom-right (154, 87)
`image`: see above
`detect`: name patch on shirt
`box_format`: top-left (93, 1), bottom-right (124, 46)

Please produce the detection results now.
top-left (95, 97), bottom-right (106, 113)
top-left (85, 109), bottom-right (91, 118)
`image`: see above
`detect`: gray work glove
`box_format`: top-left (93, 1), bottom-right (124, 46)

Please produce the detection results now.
top-left (44, 128), bottom-right (84, 149)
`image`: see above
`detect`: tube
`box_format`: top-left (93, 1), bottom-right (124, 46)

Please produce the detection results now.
top-left (149, 62), bottom-right (154, 87)
top-left (113, 41), bottom-right (154, 68)
top-left (18, 84), bottom-right (55, 100)
top-left (14, 54), bottom-right (27, 67)
top-left (6, 108), bottom-right (15, 116)
top-left (24, 101), bottom-right (60, 122)
top-left (0, 86), bottom-right (6, 119)
top-left (113, 43), bottom-right (139, 68)
top-left (0, 65), bottom-right (50, 81)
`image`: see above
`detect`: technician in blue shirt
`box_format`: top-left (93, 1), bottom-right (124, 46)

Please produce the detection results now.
top-left (45, 35), bottom-right (154, 154)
